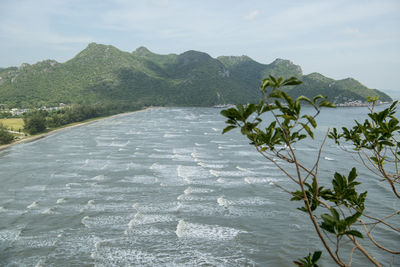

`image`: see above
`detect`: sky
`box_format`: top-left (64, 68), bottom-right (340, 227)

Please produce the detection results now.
top-left (0, 0), bottom-right (399, 95)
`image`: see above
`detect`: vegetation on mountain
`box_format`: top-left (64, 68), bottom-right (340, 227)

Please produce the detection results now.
top-left (0, 43), bottom-right (392, 108)
top-left (221, 76), bottom-right (399, 266)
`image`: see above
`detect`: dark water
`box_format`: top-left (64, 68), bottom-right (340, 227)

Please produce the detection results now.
top-left (0, 107), bottom-right (398, 266)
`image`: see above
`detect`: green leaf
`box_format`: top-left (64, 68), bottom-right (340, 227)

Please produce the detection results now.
top-left (319, 101), bottom-right (336, 108)
top-left (311, 251), bottom-right (322, 262)
top-left (348, 167), bottom-right (357, 183)
top-left (296, 95), bottom-right (312, 105)
top-left (344, 230), bottom-right (363, 238)
top-left (222, 125), bottom-right (237, 134)
top-left (281, 91), bottom-right (294, 108)
top-left (312, 95), bottom-right (324, 104)
top-left (345, 212), bottom-right (361, 226)
top-left (282, 76), bottom-right (302, 86)
top-left (330, 207), bottom-right (340, 221)
top-left (302, 115), bottom-right (317, 128)
top-left (301, 123), bottom-right (314, 138)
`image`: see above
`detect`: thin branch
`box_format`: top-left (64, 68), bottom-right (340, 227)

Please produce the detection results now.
top-left (362, 211), bottom-right (400, 232)
top-left (360, 219), bottom-right (400, 254)
top-left (347, 246), bottom-right (357, 266)
top-left (348, 236), bottom-right (382, 267)
top-left (288, 143), bottom-right (345, 267)
top-left (255, 145), bottom-right (299, 184)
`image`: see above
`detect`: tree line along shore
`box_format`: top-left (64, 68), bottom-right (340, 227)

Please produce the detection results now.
top-left (0, 103), bottom-right (146, 150)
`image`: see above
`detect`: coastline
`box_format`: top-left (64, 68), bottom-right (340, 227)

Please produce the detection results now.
top-left (0, 107), bottom-right (152, 152)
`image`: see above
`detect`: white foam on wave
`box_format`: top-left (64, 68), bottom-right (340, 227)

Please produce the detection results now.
top-left (236, 165), bottom-right (249, 172)
top-left (184, 187), bottom-right (192, 195)
top-left (153, 148), bottom-right (168, 153)
top-left (92, 175), bottom-right (105, 181)
top-left (148, 154), bottom-right (174, 159)
top-left (128, 218), bottom-right (136, 229)
top-left (217, 196), bottom-right (230, 207)
top-left (42, 207), bottom-right (55, 214)
top-left (244, 177), bottom-right (277, 185)
top-left (324, 156), bottom-right (335, 161)
top-left (88, 200), bottom-right (95, 205)
top-left (56, 198), bottom-right (66, 204)
top-left (186, 187), bottom-right (214, 194)
top-left (163, 133), bottom-right (181, 138)
top-left (198, 162), bottom-right (225, 169)
top-left (209, 169), bottom-right (219, 177)
top-left (27, 201), bottom-right (38, 209)
top-left (230, 197), bottom-right (274, 206)
top-left (175, 219), bottom-right (243, 240)
top-left (124, 175), bottom-right (159, 184)
top-left (81, 216), bottom-right (91, 228)
top-left (126, 162), bottom-right (146, 170)
top-left (66, 183), bottom-right (81, 189)
top-left (210, 169), bottom-right (245, 178)
top-left (217, 178), bottom-right (225, 183)
top-left (0, 206), bottom-right (6, 212)
top-left (127, 212), bottom-right (175, 230)
top-left (210, 140), bottom-right (229, 144)
top-left (110, 141), bottom-right (130, 147)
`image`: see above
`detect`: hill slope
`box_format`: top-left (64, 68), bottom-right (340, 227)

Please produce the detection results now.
top-left (0, 43), bottom-right (392, 108)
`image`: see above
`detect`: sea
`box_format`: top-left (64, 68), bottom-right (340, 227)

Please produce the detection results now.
top-left (0, 106), bottom-right (398, 266)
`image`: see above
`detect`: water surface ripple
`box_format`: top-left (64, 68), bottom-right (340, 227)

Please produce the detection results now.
top-left (0, 107), bottom-right (397, 266)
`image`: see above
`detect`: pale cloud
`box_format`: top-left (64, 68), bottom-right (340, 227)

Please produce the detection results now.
top-left (244, 10), bottom-right (260, 21)
top-left (0, 0), bottom-right (399, 92)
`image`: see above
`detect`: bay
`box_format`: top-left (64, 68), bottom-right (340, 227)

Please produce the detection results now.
top-left (0, 107), bottom-right (398, 266)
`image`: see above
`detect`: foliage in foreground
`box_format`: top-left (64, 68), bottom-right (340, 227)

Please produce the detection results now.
top-left (221, 76), bottom-right (399, 266)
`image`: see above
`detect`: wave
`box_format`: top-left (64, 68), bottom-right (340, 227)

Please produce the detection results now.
top-left (27, 201), bottom-right (38, 209)
top-left (175, 219), bottom-right (243, 240)
top-left (91, 175), bottom-right (105, 181)
top-left (217, 196), bottom-right (230, 207)
top-left (42, 207), bottom-right (55, 214)
top-left (236, 165), bottom-right (249, 172)
top-left (81, 216), bottom-right (91, 228)
top-left (66, 183), bottom-right (81, 189)
top-left (56, 198), bottom-right (66, 204)
top-left (197, 162), bottom-right (225, 169)
top-left (244, 177), bottom-right (277, 185)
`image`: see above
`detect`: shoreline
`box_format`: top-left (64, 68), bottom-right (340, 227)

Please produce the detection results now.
top-left (0, 107), bottom-right (153, 152)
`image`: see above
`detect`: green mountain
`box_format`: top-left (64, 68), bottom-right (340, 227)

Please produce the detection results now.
top-left (0, 43), bottom-right (392, 108)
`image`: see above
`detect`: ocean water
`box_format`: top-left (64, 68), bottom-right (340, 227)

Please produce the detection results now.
top-left (0, 107), bottom-right (398, 266)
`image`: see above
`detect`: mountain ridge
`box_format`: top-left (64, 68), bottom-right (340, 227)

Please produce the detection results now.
top-left (0, 43), bottom-right (392, 108)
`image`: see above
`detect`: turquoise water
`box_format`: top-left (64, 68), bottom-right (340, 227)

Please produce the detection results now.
top-left (0, 107), bottom-right (398, 266)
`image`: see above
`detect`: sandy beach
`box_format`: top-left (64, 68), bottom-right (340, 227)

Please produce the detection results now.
top-left (0, 107), bottom-right (152, 152)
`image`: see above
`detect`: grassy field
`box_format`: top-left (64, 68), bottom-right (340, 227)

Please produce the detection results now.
top-left (0, 118), bottom-right (24, 132)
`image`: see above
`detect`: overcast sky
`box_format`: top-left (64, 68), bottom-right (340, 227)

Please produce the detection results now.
top-left (0, 0), bottom-right (399, 95)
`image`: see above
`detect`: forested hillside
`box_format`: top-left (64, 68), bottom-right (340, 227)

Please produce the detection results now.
top-left (0, 43), bottom-right (392, 108)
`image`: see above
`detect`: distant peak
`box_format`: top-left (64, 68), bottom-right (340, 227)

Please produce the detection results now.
top-left (134, 46), bottom-right (152, 56)
top-left (84, 42), bottom-right (117, 51)
top-left (271, 58), bottom-right (293, 65)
